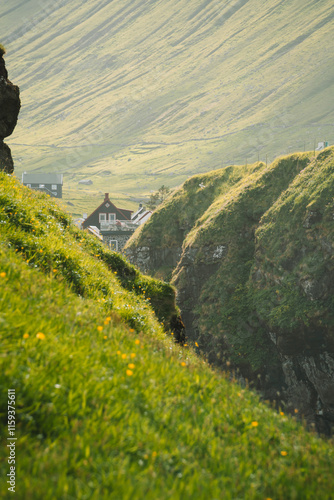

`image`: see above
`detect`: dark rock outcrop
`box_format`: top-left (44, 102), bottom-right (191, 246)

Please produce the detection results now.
top-left (0, 141), bottom-right (14, 173)
top-left (0, 55), bottom-right (20, 173)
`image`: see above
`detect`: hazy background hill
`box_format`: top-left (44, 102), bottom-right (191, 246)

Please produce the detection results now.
top-left (1, 0), bottom-right (334, 215)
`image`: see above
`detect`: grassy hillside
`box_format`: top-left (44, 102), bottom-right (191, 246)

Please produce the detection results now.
top-left (1, 174), bottom-right (334, 498)
top-left (1, 0), bottom-right (334, 215)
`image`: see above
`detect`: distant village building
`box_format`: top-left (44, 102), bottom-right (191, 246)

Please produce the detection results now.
top-left (78, 179), bottom-right (93, 185)
top-left (22, 172), bottom-right (63, 198)
top-left (82, 193), bottom-right (133, 230)
top-left (131, 203), bottom-right (152, 225)
top-left (316, 141), bottom-right (329, 151)
top-left (82, 193), bottom-right (152, 252)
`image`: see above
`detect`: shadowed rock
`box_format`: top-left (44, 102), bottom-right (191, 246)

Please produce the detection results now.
top-left (0, 50), bottom-right (20, 173)
top-left (0, 141), bottom-right (14, 174)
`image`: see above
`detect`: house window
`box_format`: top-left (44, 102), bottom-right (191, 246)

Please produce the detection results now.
top-left (52, 184), bottom-right (57, 190)
top-left (99, 213), bottom-right (107, 222)
top-left (39, 184), bottom-right (45, 188)
top-left (108, 213), bottom-right (116, 221)
top-left (109, 240), bottom-right (118, 252)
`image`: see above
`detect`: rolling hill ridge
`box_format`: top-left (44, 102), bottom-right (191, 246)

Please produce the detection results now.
top-left (1, 0), bottom-right (334, 214)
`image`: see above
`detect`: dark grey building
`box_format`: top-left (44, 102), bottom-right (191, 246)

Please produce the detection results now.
top-left (82, 193), bottom-right (133, 231)
top-left (22, 172), bottom-right (63, 198)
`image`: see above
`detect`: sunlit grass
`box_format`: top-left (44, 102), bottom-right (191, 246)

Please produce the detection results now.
top-left (1, 171), bottom-right (334, 499)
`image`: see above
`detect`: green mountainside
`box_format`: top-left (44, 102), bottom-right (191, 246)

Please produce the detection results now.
top-left (2, 173), bottom-right (334, 498)
top-left (125, 147), bottom-right (334, 429)
top-left (1, 0), bottom-right (334, 215)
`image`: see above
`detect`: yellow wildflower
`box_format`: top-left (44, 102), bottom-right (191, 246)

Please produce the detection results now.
top-left (126, 369), bottom-right (133, 376)
top-left (23, 333), bottom-right (29, 339)
top-left (0, 272), bottom-right (6, 278)
top-left (36, 332), bottom-right (45, 340)
top-left (135, 339), bottom-right (140, 345)
top-left (122, 354), bottom-right (127, 359)
top-left (128, 363), bottom-right (135, 370)
top-left (251, 421), bottom-right (258, 427)
top-left (181, 362), bottom-right (186, 367)
top-left (280, 451), bottom-right (288, 456)
top-left (130, 353), bottom-right (136, 359)
top-left (97, 326), bottom-right (103, 332)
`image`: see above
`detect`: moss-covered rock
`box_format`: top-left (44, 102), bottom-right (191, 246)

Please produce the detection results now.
top-left (126, 149), bottom-right (334, 432)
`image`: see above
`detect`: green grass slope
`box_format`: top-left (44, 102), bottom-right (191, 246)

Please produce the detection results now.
top-left (1, 0), bottom-right (334, 214)
top-left (1, 174), bottom-right (334, 498)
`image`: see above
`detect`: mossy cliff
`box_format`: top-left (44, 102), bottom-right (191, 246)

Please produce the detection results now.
top-left (125, 148), bottom-right (334, 433)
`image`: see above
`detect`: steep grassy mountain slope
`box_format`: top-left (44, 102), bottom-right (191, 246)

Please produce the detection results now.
top-left (2, 176), bottom-right (334, 498)
top-left (1, 0), bottom-right (334, 215)
top-left (125, 147), bottom-right (334, 432)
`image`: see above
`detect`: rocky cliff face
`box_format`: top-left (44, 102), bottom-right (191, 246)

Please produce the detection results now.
top-left (0, 57), bottom-right (21, 173)
top-left (125, 150), bottom-right (334, 434)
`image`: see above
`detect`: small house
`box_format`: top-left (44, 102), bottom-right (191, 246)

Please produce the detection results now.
top-left (22, 172), bottom-right (63, 198)
top-left (316, 141), bottom-right (329, 151)
top-left (82, 194), bottom-right (151, 252)
top-left (82, 193), bottom-right (133, 231)
top-left (131, 203), bottom-right (152, 225)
